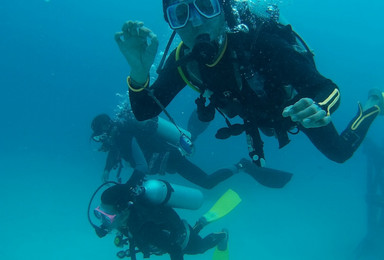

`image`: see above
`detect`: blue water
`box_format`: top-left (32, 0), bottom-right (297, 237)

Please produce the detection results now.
top-left (1, 0), bottom-right (384, 259)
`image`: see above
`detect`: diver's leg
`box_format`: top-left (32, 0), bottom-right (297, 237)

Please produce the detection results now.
top-left (187, 109), bottom-right (210, 142)
top-left (166, 150), bottom-right (236, 189)
top-left (131, 137), bottom-right (149, 173)
top-left (183, 227), bottom-right (227, 255)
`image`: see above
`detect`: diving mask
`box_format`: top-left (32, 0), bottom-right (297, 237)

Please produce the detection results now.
top-left (166, 0), bottom-right (221, 29)
top-left (92, 133), bottom-right (108, 143)
top-left (94, 206), bottom-right (117, 226)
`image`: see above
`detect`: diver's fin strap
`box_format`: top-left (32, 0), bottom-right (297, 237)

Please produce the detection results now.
top-left (318, 88), bottom-right (340, 116)
top-left (341, 104), bottom-right (380, 148)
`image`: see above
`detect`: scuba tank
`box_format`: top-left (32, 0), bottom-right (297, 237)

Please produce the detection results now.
top-left (142, 179), bottom-right (203, 210)
top-left (133, 115), bottom-right (194, 156)
top-left (156, 117), bottom-right (191, 146)
top-left (155, 117), bottom-right (194, 156)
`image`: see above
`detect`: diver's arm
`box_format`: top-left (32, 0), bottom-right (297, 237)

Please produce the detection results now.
top-left (129, 50), bottom-right (187, 121)
top-left (115, 21), bottom-right (158, 84)
top-left (256, 32), bottom-right (339, 128)
top-left (262, 33), bottom-right (340, 111)
top-left (279, 47), bottom-right (340, 113)
top-left (279, 49), bottom-right (339, 128)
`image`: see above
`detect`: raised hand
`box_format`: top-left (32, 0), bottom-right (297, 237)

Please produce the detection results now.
top-left (115, 21), bottom-right (159, 84)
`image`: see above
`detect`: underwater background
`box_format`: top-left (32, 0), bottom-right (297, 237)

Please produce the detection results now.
top-left (1, 0), bottom-right (384, 259)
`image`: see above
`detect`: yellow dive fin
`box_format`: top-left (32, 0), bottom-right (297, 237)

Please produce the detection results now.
top-left (213, 246), bottom-right (229, 260)
top-left (203, 189), bottom-right (241, 224)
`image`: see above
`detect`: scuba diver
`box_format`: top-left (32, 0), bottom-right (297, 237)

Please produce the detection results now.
top-left (87, 170), bottom-right (241, 260)
top-left (114, 0), bottom-right (384, 168)
top-left (355, 138), bottom-right (384, 260)
top-left (91, 109), bottom-right (293, 188)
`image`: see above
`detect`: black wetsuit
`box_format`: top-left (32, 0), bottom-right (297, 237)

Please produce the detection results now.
top-left (102, 118), bottom-right (234, 189)
top-left (129, 21), bottom-right (379, 165)
top-left (118, 188), bottom-right (225, 260)
top-left (103, 122), bottom-right (149, 175)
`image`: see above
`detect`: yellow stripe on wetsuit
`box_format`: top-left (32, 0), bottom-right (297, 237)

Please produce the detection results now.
top-left (175, 42), bottom-right (201, 93)
top-left (350, 104), bottom-right (380, 130)
top-left (175, 36), bottom-right (228, 93)
top-left (318, 88), bottom-right (340, 116)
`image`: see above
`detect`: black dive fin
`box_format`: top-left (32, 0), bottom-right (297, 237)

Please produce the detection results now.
top-left (246, 166), bottom-right (293, 188)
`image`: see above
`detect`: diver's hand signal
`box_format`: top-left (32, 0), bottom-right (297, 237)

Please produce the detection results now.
top-left (283, 97), bottom-right (331, 128)
top-left (115, 20), bottom-right (159, 84)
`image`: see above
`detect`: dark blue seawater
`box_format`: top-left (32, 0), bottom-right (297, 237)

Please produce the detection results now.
top-left (1, 0), bottom-right (383, 259)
